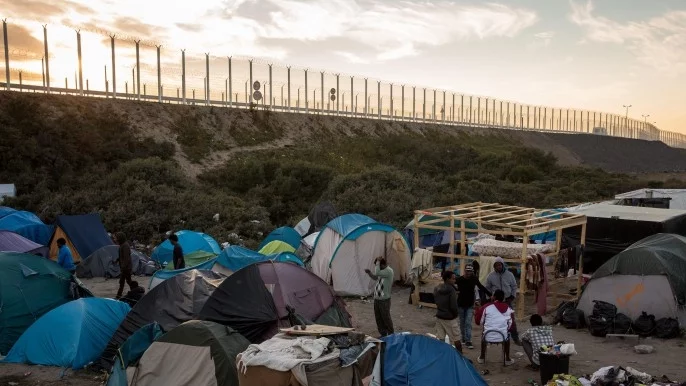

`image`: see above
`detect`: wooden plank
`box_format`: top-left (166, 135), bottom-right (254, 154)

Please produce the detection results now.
top-left (577, 223), bottom-right (587, 298)
top-left (280, 324), bottom-right (355, 336)
top-left (516, 230), bottom-right (529, 321)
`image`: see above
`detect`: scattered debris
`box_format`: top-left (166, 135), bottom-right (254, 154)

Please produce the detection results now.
top-left (634, 344), bottom-right (655, 354)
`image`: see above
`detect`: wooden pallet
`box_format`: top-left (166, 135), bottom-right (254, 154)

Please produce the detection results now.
top-left (280, 324), bottom-right (355, 336)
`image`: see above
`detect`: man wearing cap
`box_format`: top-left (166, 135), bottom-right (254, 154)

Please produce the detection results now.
top-left (456, 264), bottom-right (491, 349)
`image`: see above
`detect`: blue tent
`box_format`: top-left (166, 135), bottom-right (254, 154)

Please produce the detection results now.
top-left (148, 258), bottom-right (219, 289)
top-left (0, 206), bottom-right (17, 219)
top-left (50, 214), bottom-right (114, 262)
top-left (258, 226), bottom-right (301, 251)
top-left (151, 230), bottom-right (221, 264)
top-left (0, 211), bottom-right (53, 246)
top-left (215, 245), bottom-right (303, 273)
top-left (381, 334), bottom-right (488, 386)
top-left (3, 298), bottom-right (130, 369)
top-left (106, 323), bottom-right (163, 386)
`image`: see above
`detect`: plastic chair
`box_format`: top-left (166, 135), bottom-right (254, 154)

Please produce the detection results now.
top-left (481, 329), bottom-right (509, 366)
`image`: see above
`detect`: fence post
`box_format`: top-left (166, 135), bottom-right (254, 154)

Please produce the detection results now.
top-left (135, 40), bottom-right (140, 100)
top-left (377, 81), bottom-right (381, 119)
top-left (364, 78), bottom-right (368, 116)
top-left (157, 45), bottom-right (162, 103)
top-left (110, 35), bottom-right (116, 98)
top-left (304, 69), bottom-right (308, 113)
top-left (442, 91), bottom-right (446, 122)
top-left (432, 89), bottom-right (437, 122)
top-left (228, 57), bottom-right (232, 107)
top-left (336, 73), bottom-right (340, 114)
top-left (76, 30), bottom-right (84, 95)
top-left (43, 25), bottom-right (50, 92)
top-left (390, 84), bottom-right (393, 117)
top-left (205, 53), bottom-right (210, 105)
top-left (401, 85), bottom-right (405, 121)
top-left (269, 64), bottom-right (273, 109)
top-left (181, 49), bottom-right (186, 104)
top-left (412, 86), bottom-right (416, 120)
top-left (422, 88), bottom-right (426, 122)
top-left (249, 59), bottom-right (253, 105)
top-left (286, 66), bottom-right (290, 111)
top-left (320, 71), bottom-right (324, 113)
top-left (4, 20), bottom-right (13, 90)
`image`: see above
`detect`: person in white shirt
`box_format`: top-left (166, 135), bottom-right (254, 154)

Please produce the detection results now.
top-left (474, 289), bottom-right (515, 366)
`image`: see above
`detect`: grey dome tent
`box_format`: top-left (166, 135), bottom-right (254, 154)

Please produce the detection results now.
top-left (123, 321), bottom-right (250, 386)
top-left (99, 269), bottom-right (224, 369)
top-left (76, 245), bottom-right (154, 278)
top-left (577, 233), bottom-right (686, 325)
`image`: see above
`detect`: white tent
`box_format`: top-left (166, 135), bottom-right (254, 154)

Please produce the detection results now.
top-left (311, 214), bottom-right (410, 296)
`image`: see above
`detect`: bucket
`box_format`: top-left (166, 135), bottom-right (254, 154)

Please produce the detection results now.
top-left (539, 353), bottom-right (570, 384)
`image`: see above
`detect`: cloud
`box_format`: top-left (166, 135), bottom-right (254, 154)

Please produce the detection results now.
top-left (534, 31), bottom-right (555, 46)
top-left (256, 0), bottom-right (538, 61)
top-left (570, 0), bottom-right (686, 75)
top-left (0, 0), bottom-right (95, 20)
top-left (4, 23), bottom-right (44, 54)
top-left (335, 51), bottom-right (369, 64)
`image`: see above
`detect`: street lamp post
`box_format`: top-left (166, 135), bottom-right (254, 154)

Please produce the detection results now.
top-left (623, 104), bottom-right (632, 138)
top-left (642, 114), bottom-right (650, 140)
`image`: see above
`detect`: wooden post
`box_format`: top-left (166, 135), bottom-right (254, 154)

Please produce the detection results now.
top-left (577, 223), bottom-right (587, 297)
top-left (552, 228), bottom-right (562, 307)
top-left (449, 216), bottom-right (455, 272)
top-left (460, 217), bottom-right (467, 275)
top-left (517, 230), bottom-right (529, 320)
top-left (412, 212), bottom-right (421, 305)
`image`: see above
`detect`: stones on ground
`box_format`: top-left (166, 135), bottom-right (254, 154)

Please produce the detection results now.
top-left (633, 345), bottom-right (654, 354)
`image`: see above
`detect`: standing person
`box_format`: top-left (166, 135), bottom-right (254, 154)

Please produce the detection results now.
top-left (364, 257), bottom-right (394, 337)
top-left (433, 270), bottom-right (462, 352)
top-left (520, 314), bottom-right (555, 370)
top-left (485, 257), bottom-right (520, 344)
top-left (169, 233), bottom-right (185, 270)
top-left (56, 238), bottom-right (76, 274)
top-left (456, 264), bottom-right (491, 349)
top-left (114, 232), bottom-right (135, 299)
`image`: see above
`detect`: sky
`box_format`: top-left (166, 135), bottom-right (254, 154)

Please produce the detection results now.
top-left (1, 0), bottom-right (685, 133)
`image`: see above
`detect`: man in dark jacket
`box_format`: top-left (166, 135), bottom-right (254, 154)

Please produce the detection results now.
top-left (170, 233), bottom-right (185, 270)
top-left (115, 232), bottom-right (135, 299)
top-left (456, 264), bottom-right (491, 349)
top-left (434, 270), bottom-right (462, 352)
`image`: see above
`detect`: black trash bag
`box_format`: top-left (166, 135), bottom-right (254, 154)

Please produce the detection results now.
top-left (611, 313), bottom-right (632, 334)
top-left (632, 312), bottom-right (656, 337)
top-left (592, 300), bottom-right (617, 319)
top-left (554, 301), bottom-right (577, 325)
top-left (562, 308), bottom-right (585, 329)
top-left (588, 315), bottom-right (611, 337)
top-left (655, 318), bottom-right (680, 339)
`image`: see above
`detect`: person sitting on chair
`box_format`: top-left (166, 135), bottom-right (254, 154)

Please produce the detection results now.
top-left (520, 314), bottom-right (554, 370)
top-left (475, 289), bottom-right (515, 366)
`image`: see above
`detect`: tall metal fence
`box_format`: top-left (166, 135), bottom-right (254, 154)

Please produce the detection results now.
top-left (2, 19), bottom-right (685, 149)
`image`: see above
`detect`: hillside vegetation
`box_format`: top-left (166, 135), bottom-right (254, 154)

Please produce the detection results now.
top-left (0, 92), bottom-right (679, 248)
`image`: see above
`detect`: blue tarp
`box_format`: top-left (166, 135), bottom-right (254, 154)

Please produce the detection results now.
top-left (151, 230), bottom-right (221, 264)
top-left (55, 214), bottom-right (114, 258)
top-left (106, 323), bottom-right (163, 386)
top-left (381, 334), bottom-right (488, 386)
top-left (0, 230), bottom-right (48, 256)
top-left (216, 245), bottom-right (303, 272)
top-left (3, 298), bottom-right (130, 369)
top-left (323, 214), bottom-right (396, 241)
top-left (0, 211), bottom-right (53, 245)
top-left (258, 226), bottom-right (302, 250)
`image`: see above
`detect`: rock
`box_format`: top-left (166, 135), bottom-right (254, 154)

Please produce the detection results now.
top-left (633, 344), bottom-right (654, 354)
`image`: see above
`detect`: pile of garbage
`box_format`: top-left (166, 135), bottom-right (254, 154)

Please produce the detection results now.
top-left (540, 343), bottom-right (577, 357)
top-left (541, 365), bottom-right (685, 386)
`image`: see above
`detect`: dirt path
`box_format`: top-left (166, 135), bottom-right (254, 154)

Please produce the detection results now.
top-left (2, 278), bottom-right (684, 385)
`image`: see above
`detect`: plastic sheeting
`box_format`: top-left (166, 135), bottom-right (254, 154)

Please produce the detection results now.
top-left (0, 230), bottom-right (48, 256)
top-left (3, 298), bottom-right (130, 369)
top-left (99, 269), bottom-right (224, 369)
top-left (151, 230), bottom-right (221, 264)
top-left (77, 245), bottom-right (152, 278)
top-left (381, 334), bottom-right (487, 386)
top-left (0, 211), bottom-right (53, 245)
top-left (214, 246), bottom-right (303, 274)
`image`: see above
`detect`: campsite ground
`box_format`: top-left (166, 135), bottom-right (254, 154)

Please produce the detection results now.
top-left (1, 278), bottom-right (684, 385)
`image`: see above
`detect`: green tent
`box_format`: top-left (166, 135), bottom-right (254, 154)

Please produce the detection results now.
top-left (127, 320), bottom-right (250, 386)
top-left (163, 250), bottom-right (217, 271)
top-left (258, 240), bottom-right (297, 255)
top-left (0, 252), bottom-right (92, 355)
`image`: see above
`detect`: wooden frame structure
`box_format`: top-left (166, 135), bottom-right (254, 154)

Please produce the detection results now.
top-left (412, 202), bottom-right (587, 320)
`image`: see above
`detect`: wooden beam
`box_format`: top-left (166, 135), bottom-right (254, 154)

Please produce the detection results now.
top-left (516, 230), bottom-right (529, 321)
top-left (577, 223), bottom-right (587, 298)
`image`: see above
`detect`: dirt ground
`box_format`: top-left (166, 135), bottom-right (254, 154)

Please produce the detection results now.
top-left (1, 277), bottom-right (685, 385)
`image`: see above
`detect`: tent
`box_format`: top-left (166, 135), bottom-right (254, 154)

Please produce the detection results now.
top-left (125, 321), bottom-right (250, 386)
top-left (163, 250), bottom-right (217, 270)
top-left (200, 261), bottom-right (351, 343)
top-left (212, 245), bottom-right (303, 276)
top-left (3, 298), bottom-right (130, 369)
top-left (0, 230), bottom-right (48, 256)
top-left (151, 230), bottom-right (221, 265)
top-left (76, 245), bottom-right (154, 279)
top-left (99, 269), bottom-right (224, 369)
top-left (295, 202), bottom-right (337, 237)
top-left (311, 214), bottom-right (411, 296)
top-left (258, 240), bottom-right (296, 255)
top-left (577, 233), bottom-right (686, 325)
top-left (106, 323), bottom-right (163, 386)
top-left (615, 188), bottom-right (686, 210)
top-left (259, 226), bottom-right (301, 251)
top-left (0, 252), bottom-right (92, 355)
top-left (380, 334), bottom-right (487, 386)
top-left (0, 206), bottom-right (16, 219)
top-left (0, 210), bottom-right (54, 246)
top-left (149, 258), bottom-right (219, 289)
top-left (49, 214), bottom-right (114, 263)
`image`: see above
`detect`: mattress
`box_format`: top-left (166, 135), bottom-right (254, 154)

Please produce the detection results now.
top-left (471, 238), bottom-right (552, 259)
